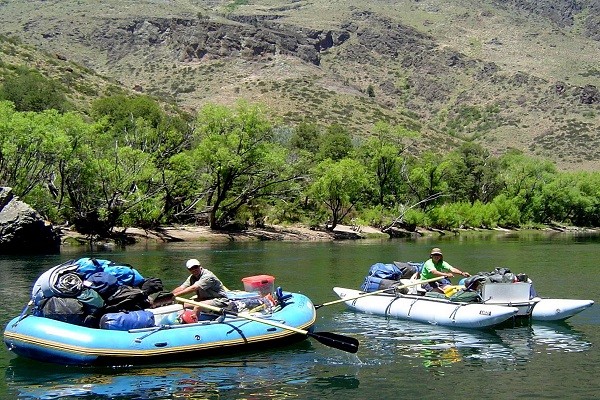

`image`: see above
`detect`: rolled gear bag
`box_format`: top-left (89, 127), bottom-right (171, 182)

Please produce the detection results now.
top-left (360, 263), bottom-right (403, 292)
top-left (31, 261), bottom-right (83, 306)
top-left (99, 310), bottom-right (155, 330)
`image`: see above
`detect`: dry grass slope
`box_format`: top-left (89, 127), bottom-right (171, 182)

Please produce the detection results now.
top-left (0, 0), bottom-right (598, 170)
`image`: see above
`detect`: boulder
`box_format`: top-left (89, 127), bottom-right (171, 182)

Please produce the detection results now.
top-left (0, 187), bottom-right (61, 254)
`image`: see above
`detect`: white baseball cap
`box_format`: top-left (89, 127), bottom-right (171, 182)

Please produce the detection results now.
top-left (185, 258), bottom-right (201, 269)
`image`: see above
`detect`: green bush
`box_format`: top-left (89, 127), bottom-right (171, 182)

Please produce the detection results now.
top-left (492, 194), bottom-right (521, 227)
top-left (428, 204), bottom-right (461, 230)
top-left (0, 69), bottom-right (70, 112)
top-left (402, 208), bottom-right (428, 230)
top-left (361, 205), bottom-right (395, 228)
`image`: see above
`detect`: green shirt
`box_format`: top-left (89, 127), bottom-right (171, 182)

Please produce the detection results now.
top-left (421, 258), bottom-right (453, 280)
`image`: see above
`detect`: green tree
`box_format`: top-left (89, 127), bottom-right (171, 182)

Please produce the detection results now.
top-left (445, 142), bottom-right (502, 204)
top-left (309, 158), bottom-right (370, 229)
top-left (317, 124), bottom-right (354, 161)
top-left (91, 94), bottom-right (164, 135)
top-left (358, 121), bottom-right (418, 206)
top-left (90, 95), bottom-right (195, 225)
top-left (61, 138), bottom-right (163, 235)
top-left (174, 102), bottom-right (297, 229)
top-left (290, 122), bottom-right (321, 154)
top-left (531, 173), bottom-right (584, 225)
top-left (492, 194), bottom-right (521, 227)
top-left (570, 172), bottom-right (600, 226)
top-left (497, 150), bottom-right (557, 222)
top-left (0, 102), bottom-right (70, 199)
top-left (404, 151), bottom-right (450, 210)
top-left (21, 107), bottom-right (165, 235)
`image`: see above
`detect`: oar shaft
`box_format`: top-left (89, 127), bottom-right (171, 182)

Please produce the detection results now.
top-left (316, 276), bottom-right (443, 308)
top-left (176, 296), bottom-right (360, 354)
top-left (175, 297), bottom-right (309, 335)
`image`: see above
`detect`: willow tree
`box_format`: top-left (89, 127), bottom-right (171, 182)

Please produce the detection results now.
top-left (0, 101), bottom-right (88, 222)
top-left (0, 101), bottom-right (67, 197)
top-left (444, 142), bottom-right (503, 204)
top-left (309, 158), bottom-right (371, 230)
top-left (172, 102), bottom-right (297, 229)
top-left (357, 121), bottom-right (418, 206)
top-left (496, 150), bottom-right (557, 222)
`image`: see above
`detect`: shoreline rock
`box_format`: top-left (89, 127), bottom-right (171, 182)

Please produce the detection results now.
top-left (0, 187), bottom-right (61, 254)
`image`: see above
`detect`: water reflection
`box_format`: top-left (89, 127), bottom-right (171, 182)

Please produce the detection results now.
top-left (331, 312), bottom-right (592, 374)
top-left (496, 321), bottom-right (592, 354)
top-left (6, 340), bottom-right (363, 399)
top-left (311, 375), bottom-right (361, 394)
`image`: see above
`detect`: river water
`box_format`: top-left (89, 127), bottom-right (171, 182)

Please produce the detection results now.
top-left (1, 231), bottom-right (599, 399)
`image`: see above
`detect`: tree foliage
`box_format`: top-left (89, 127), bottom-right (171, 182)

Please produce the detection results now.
top-left (317, 124), bottom-right (354, 161)
top-left (309, 158), bottom-right (371, 229)
top-left (3, 96), bottom-right (600, 236)
top-left (177, 102), bottom-right (297, 229)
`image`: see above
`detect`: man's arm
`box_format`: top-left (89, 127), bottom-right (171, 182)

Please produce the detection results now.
top-left (172, 281), bottom-right (196, 296)
top-left (447, 263), bottom-right (470, 277)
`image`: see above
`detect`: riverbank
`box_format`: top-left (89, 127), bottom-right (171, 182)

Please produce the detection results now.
top-left (59, 222), bottom-right (600, 248)
top-left (60, 223), bottom-right (378, 246)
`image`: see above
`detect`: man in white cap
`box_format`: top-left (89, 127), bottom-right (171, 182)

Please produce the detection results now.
top-left (421, 247), bottom-right (470, 292)
top-left (171, 259), bottom-right (229, 305)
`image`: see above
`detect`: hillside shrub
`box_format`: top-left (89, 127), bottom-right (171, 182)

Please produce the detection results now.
top-left (0, 69), bottom-right (70, 112)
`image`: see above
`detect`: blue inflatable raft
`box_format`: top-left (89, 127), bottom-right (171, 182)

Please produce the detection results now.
top-left (3, 292), bottom-right (317, 366)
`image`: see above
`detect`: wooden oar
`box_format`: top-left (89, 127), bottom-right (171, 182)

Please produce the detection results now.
top-left (314, 276), bottom-right (444, 309)
top-left (175, 297), bottom-right (359, 354)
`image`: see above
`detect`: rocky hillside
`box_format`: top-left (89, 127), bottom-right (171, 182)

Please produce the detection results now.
top-left (0, 0), bottom-right (598, 170)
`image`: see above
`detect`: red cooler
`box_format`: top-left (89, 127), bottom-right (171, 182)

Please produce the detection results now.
top-left (242, 275), bottom-right (275, 296)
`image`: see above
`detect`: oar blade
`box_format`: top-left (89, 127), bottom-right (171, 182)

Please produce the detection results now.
top-left (308, 331), bottom-right (359, 354)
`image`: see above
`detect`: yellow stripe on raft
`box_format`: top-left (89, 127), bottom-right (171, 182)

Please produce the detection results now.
top-left (3, 319), bottom-right (315, 358)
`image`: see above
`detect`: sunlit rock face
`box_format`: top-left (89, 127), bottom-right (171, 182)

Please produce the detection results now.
top-left (0, 187), bottom-right (60, 254)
